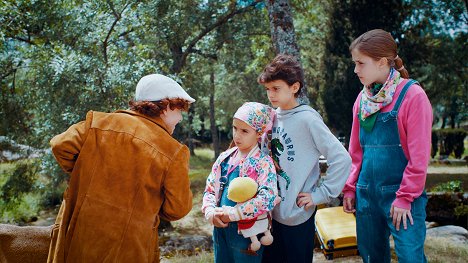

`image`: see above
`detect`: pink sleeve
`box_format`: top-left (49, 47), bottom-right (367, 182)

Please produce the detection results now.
top-left (393, 86), bottom-right (433, 209)
top-left (342, 95), bottom-right (363, 200)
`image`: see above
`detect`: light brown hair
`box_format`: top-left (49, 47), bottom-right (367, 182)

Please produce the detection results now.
top-left (349, 29), bottom-right (409, 78)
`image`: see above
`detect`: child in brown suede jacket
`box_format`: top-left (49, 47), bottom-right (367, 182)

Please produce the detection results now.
top-left (48, 74), bottom-right (195, 263)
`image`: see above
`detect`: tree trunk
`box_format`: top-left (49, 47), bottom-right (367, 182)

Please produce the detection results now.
top-left (264, 0), bottom-right (309, 104)
top-left (264, 0), bottom-right (300, 57)
top-left (210, 71), bottom-right (220, 159)
top-left (450, 114), bottom-right (456, 129)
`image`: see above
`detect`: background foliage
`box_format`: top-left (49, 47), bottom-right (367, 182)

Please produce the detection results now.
top-left (0, 0), bottom-right (467, 220)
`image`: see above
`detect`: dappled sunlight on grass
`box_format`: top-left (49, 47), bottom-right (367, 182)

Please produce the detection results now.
top-left (189, 148), bottom-right (214, 170)
top-left (189, 148), bottom-right (214, 194)
top-left (194, 148), bottom-right (215, 160)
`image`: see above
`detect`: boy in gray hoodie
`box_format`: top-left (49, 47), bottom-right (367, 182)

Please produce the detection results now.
top-left (259, 54), bottom-right (351, 263)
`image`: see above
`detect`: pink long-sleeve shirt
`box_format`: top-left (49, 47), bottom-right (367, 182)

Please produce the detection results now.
top-left (343, 80), bottom-right (433, 210)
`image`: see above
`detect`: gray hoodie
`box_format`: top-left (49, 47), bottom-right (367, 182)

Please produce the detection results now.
top-left (267, 104), bottom-right (351, 226)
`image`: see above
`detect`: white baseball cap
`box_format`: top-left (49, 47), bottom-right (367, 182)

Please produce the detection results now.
top-left (135, 74), bottom-right (195, 103)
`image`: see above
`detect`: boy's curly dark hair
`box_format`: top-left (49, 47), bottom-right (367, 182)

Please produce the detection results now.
top-left (257, 54), bottom-right (305, 97)
top-left (129, 98), bottom-right (190, 117)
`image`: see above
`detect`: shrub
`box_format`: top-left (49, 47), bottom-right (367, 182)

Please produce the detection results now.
top-left (0, 193), bottom-right (43, 224)
top-left (454, 204), bottom-right (468, 218)
top-left (39, 153), bottom-right (69, 207)
top-left (431, 180), bottom-right (463, 193)
top-left (0, 161), bottom-right (45, 224)
top-left (0, 162), bottom-right (39, 203)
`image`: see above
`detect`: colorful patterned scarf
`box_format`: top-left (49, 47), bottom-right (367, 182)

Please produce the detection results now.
top-left (233, 102), bottom-right (276, 143)
top-left (359, 68), bottom-right (403, 131)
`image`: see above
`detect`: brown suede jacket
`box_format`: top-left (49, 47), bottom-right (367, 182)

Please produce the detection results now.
top-left (47, 110), bottom-right (192, 263)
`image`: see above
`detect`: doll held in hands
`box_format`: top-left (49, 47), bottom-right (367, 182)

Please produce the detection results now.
top-left (224, 177), bottom-right (273, 252)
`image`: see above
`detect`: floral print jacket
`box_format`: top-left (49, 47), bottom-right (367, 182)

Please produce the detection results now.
top-left (201, 146), bottom-right (279, 221)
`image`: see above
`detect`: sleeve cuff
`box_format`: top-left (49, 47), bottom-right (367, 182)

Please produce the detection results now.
top-left (343, 191), bottom-right (356, 200)
top-left (392, 198), bottom-right (411, 210)
top-left (311, 191), bottom-right (327, 206)
top-left (204, 207), bottom-right (215, 222)
top-left (227, 206), bottom-right (242, 221)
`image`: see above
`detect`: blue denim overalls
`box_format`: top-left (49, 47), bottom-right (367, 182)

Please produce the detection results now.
top-left (356, 80), bottom-right (427, 263)
top-left (213, 158), bottom-right (264, 263)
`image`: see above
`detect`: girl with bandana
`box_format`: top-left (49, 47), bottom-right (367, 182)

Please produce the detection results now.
top-left (343, 29), bottom-right (433, 263)
top-left (202, 102), bottom-right (279, 262)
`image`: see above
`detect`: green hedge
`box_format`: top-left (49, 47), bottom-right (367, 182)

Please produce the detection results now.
top-left (432, 129), bottom-right (467, 159)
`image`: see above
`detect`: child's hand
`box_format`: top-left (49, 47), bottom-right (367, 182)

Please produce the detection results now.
top-left (296, 192), bottom-right (314, 210)
top-left (343, 197), bottom-right (356, 213)
top-left (217, 206), bottom-right (233, 223)
top-left (390, 205), bottom-right (413, 231)
top-left (206, 209), bottom-right (228, 228)
top-left (211, 208), bottom-right (228, 228)
top-left (212, 214), bottom-right (228, 228)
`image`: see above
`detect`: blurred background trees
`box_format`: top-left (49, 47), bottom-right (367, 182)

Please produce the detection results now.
top-left (0, 0), bottom-right (466, 221)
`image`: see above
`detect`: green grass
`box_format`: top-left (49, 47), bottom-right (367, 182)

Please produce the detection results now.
top-left (189, 148), bottom-right (215, 195)
top-left (190, 148), bottom-right (215, 170)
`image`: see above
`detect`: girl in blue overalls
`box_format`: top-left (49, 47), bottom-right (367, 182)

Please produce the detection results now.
top-left (202, 102), bottom-right (279, 263)
top-left (343, 29), bottom-right (433, 263)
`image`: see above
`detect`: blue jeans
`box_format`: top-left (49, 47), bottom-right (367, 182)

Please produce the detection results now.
top-left (213, 222), bottom-right (264, 263)
top-left (356, 80), bottom-right (427, 263)
top-left (356, 185), bottom-right (427, 263)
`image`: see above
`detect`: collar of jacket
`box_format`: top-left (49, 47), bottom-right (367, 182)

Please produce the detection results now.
top-left (115, 109), bottom-right (171, 134)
